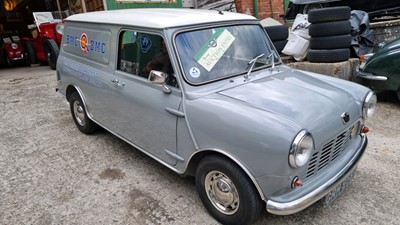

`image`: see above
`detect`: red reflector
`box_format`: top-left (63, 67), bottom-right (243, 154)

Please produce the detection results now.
top-left (362, 126), bottom-right (369, 133)
top-left (292, 177), bottom-right (303, 189)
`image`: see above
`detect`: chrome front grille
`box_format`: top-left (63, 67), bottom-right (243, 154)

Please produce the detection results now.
top-left (304, 126), bottom-right (354, 180)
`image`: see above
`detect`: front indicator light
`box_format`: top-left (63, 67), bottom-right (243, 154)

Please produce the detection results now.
top-left (291, 176), bottom-right (303, 189)
top-left (362, 126), bottom-right (369, 134)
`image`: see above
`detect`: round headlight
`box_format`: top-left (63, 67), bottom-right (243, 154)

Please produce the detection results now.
top-left (289, 130), bottom-right (314, 168)
top-left (363, 92), bottom-right (377, 119)
top-left (11, 43), bottom-right (18, 49)
top-left (56, 23), bottom-right (64, 35)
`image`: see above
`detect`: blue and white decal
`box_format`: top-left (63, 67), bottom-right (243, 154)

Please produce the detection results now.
top-left (140, 35), bottom-right (152, 53)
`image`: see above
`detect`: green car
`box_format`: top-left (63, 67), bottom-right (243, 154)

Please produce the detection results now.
top-left (357, 38), bottom-right (400, 101)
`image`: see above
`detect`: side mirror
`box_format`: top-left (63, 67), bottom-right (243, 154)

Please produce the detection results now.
top-left (148, 70), bottom-right (172, 94)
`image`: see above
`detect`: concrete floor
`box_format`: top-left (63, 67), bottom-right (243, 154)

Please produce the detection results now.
top-left (0, 65), bottom-right (399, 225)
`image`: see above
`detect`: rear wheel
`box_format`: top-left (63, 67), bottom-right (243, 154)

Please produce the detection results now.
top-left (23, 40), bottom-right (36, 66)
top-left (43, 38), bottom-right (59, 70)
top-left (195, 155), bottom-right (263, 225)
top-left (69, 92), bottom-right (99, 134)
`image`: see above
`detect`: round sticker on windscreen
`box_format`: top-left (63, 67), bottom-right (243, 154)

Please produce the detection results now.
top-left (189, 67), bottom-right (201, 78)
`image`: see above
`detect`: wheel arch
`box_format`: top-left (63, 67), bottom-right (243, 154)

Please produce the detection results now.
top-left (65, 85), bottom-right (88, 111)
top-left (185, 149), bottom-right (266, 201)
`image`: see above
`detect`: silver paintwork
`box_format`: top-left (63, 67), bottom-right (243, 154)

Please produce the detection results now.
top-left (56, 9), bottom-right (374, 216)
top-left (267, 134), bottom-right (367, 215)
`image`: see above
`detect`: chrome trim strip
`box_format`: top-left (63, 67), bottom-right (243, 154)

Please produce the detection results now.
top-left (266, 134), bottom-right (368, 215)
top-left (357, 71), bottom-right (387, 81)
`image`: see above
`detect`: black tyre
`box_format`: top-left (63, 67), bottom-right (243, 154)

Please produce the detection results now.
top-left (308, 6), bottom-right (351, 23)
top-left (396, 88), bottom-right (400, 102)
top-left (307, 48), bottom-right (350, 63)
top-left (23, 40), bottom-right (36, 66)
top-left (273, 39), bottom-right (288, 54)
top-left (69, 92), bottom-right (99, 134)
top-left (195, 155), bottom-right (263, 225)
top-left (310, 34), bottom-right (352, 49)
top-left (264, 25), bottom-right (289, 42)
top-left (309, 20), bottom-right (351, 37)
top-left (6, 57), bottom-right (15, 67)
top-left (43, 38), bottom-right (59, 70)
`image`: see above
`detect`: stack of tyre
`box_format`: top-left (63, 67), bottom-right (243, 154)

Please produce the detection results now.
top-left (307, 6), bottom-right (352, 63)
top-left (264, 25), bottom-right (289, 54)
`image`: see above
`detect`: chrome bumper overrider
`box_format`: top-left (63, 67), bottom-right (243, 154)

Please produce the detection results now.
top-left (266, 134), bottom-right (368, 215)
top-left (357, 71), bottom-right (387, 81)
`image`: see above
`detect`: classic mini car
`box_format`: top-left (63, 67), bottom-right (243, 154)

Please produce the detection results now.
top-left (357, 38), bottom-right (400, 102)
top-left (0, 35), bottom-right (26, 66)
top-left (56, 9), bottom-right (376, 225)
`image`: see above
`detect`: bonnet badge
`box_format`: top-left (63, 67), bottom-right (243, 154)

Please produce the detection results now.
top-left (341, 112), bottom-right (350, 124)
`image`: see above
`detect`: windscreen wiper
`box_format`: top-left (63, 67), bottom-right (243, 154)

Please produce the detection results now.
top-left (244, 53), bottom-right (265, 79)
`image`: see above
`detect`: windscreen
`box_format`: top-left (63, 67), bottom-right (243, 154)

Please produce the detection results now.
top-left (175, 24), bottom-right (278, 85)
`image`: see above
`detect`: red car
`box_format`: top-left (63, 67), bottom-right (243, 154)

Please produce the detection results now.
top-left (0, 34), bottom-right (30, 66)
top-left (23, 12), bottom-right (64, 70)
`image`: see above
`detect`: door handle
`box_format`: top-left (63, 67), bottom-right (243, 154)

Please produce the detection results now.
top-left (111, 79), bottom-right (125, 87)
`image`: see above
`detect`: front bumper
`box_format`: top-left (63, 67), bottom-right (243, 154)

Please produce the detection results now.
top-left (357, 71), bottom-right (387, 81)
top-left (266, 134), bottom-right (368, 215)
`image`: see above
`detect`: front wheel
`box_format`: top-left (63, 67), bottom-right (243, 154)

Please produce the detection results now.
top-left (23, 40), bottom-right (36, 66)
top-left (195, 155), bottom-right (264, 225)
top-left (43, 38), bottom-right (59, 70)
top-left (69, 92), bottom-right (99, 134)
top-left (396, 88), bottom-right (400, 102)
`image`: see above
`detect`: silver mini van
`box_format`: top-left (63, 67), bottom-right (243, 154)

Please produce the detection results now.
top-left (56, 9), bottom-right (376, 225)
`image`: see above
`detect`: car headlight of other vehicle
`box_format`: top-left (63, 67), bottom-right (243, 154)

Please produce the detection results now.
top-left (11, 43), bottom-right (18, 49)
top-left (289, 130), bottom-right (314, 168)
top-left (56, 23), bottom-right (64, 35)
top-left (363, 91), bottom-right (377, 119)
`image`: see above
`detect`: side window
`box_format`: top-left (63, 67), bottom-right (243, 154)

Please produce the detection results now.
top-left (117, 30), bottom-right (173, 80)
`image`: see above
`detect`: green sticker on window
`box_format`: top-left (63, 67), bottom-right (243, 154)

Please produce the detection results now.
top-left (193, 28), bottom-right (235, 72)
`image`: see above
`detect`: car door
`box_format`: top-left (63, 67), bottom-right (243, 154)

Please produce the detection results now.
top-left (104, 30), bottom-right (181, 166)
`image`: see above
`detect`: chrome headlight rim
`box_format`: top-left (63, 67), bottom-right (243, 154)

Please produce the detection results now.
top-left (289, 130), bottom-right (314, 169)
top-left (56, 23), bottom-right (64, 35)
top-left (362, 91), bottom-right (377, 119)
top-left (11, 43), bottom-right (18, 49)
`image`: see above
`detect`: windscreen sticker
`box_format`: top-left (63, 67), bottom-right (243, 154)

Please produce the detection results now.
top-left (193, 28), bottom-right (235, 72)
top-left (189, 67), bottom-right (201, 78)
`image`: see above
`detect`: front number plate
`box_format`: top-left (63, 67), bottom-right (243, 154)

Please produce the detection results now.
top-left (323, 170), bottom-right (356, 206)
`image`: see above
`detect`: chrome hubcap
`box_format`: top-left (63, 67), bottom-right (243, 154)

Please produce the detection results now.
top-left (73, 101), bottom-right (85, 126)
top-left (205, 171), bottom-right (239, 215)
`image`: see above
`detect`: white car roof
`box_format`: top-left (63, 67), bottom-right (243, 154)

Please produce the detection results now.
top-left (65, 8), bottom-right (257, 29)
